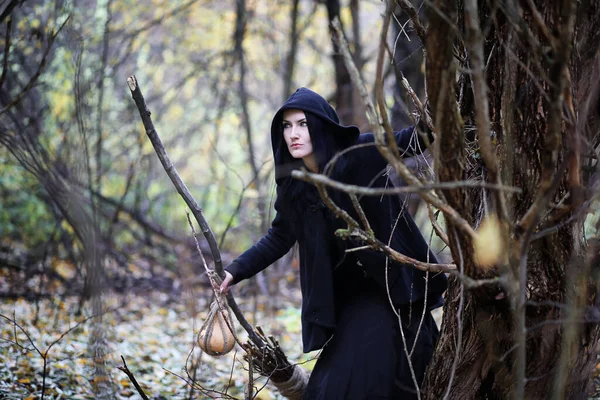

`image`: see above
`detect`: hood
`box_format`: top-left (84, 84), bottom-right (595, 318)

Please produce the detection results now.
top-left (270, 87), bottom-right (360, 176)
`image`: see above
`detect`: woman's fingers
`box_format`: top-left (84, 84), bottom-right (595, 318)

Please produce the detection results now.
top-left (220, 271), bottom-right (233, 294)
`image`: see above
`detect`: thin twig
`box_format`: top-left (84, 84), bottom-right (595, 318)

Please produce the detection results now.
top-left (399, 73), bottom-right (434, 131)
top-left (395, 0), bottom-right (427, 44)
top-left (350, 193), bottom-right (372, 233)
top-left (2, 310), bottom-right (111, 400)
top-left (246, 352), bottom-right (254, 400)
top-left (117, 356), bottom-right (151, 400)
top-left (384, 206), bottom-right (423, 398)
top-left (0, 15), bottom-right (71, 116)
top-left (118, 0), bottom-right (201, 41)
top-left (398, 308), bottom-right (422, 400)
top-left (0, 16), bottom-right (12, 89)
top-left (306, 175), bottom-right (500, 287)
top-left (186, 210), bottom-right (243, 348)
top-left (224, 349), bottom-right (237, 395)
top-left (375, 1), bottom-right (400, 156)
top-left (524, 0), bottom-right (554, 46)
top-left (427, 204), bottom-right (450, 246)
top-left (165, 368), bottom-right (239, 399)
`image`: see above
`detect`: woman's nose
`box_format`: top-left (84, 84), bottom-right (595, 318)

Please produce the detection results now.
top-left (290, 126), bottom-right (299, 139)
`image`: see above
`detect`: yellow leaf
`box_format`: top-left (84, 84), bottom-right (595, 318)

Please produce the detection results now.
top-left (93, 375), bottom-right (110, 384)
top-left (19, 378), bottom-right (31, 384)
top-left (157, 308), bottom-right (168, 316)
top-left (55, 362), bottom-right (68, 369)
top-left (53, 260), bottom-right (76, 279)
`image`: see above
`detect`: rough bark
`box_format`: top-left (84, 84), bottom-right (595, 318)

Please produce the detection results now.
top-left (422, 0), bottom-right (600, 398)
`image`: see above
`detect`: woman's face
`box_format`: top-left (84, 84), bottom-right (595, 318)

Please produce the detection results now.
top-left (282, 109), bottom-right (317, 171)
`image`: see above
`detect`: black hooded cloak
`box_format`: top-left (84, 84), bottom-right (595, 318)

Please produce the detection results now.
top-left (226, 88), bottom-right (447, 399)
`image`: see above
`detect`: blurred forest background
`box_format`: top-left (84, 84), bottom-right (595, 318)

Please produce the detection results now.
top-left (1, 0), bottom-right (600, 399)
top-left (0, 0), bottom-right (443, 398)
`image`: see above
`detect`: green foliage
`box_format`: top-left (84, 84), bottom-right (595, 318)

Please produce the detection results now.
top-left (0, 0), bottom-right (387, 264)
top-left (0, 153), bottom-right (56, 248)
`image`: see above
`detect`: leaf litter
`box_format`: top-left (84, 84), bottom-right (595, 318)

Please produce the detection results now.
top-left (0, 291), bottom-right (312, 399)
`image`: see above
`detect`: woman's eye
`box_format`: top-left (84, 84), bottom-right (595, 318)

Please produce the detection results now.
top-left (282, 123), bottom-right (290, 129)
top-left (301, 121), bottom-right (307, 127)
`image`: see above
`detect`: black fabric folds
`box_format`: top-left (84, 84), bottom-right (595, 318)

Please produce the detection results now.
top-left (225, 87), bottom-right (448, 353)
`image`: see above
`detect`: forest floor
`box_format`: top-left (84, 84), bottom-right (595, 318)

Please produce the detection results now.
top-left (1, 290), bottom-right (599, 399)
top-left (0, 289), bottom-right (314, 399)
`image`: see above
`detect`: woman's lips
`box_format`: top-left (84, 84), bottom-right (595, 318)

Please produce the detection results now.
top-left (291, 144), bottom-right (301, 148)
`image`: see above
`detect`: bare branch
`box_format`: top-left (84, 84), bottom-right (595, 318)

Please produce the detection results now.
top-left (128, 76), bottom-right (302, 395)
top-left (118, 0), bottom-right (201, 41)
top-left (331, 18), bottom-right (478, 241)
top-left (397, 309), bottom-right (422, 399)
top-left (399, 73), bottom-right (434, 131)
top-left (186, 210), bottom-right (243, 349)
top-left (292, 169), bottom-right (521, 196)
top-left (0, 0), bottom-right (21, 24)
top-left (427, 204), bottom-right (450, 246)
top-left (310, 176), bottom-right (456, 274)
top-left (246, 352), bottom-right (253, 400)
top-left (463, 0), bottom-right (508, 220)
top-left (167, 368), bottom-right (240, 399)
top-left (0, 16), bottom-right (12, 89)
top-left (127, 75), bottom-right (261, 347)
top-left (350, 193), bottom-right (373, 233)
top-left (524, 0), bottom-right (554, 47)
top-left (0, 15), bottom-right (70, 116)
top-left (117, 356), bottom-right (150, 400)
top-left (375, 1), bottom-right (400, 156)
top-left (305, 175), bottom-right (461, 275)
top-left (395, 0), bottom-right (427, 44)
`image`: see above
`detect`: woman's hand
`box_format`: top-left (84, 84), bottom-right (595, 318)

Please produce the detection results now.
top-left (219, 271), bottom-right (234, 294)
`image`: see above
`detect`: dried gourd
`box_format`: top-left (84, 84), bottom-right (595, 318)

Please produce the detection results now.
top-left (198, 300), bottom-right (235, 356)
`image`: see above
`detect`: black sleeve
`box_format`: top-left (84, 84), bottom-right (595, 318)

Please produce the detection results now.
top-left (357, 124), bottom-right (432, 155)
top-left (395, 121), bottom-right (433, 156)
top-left (225, 197), bottom-right (297, 284)
top-left (354, 124), bottom-right (433, 172)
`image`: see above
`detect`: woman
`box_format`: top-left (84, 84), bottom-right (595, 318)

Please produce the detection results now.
top-left (220, 88), bottom-right (447, 399)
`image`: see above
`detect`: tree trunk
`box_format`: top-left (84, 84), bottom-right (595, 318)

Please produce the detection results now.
top-left (325, 0), bottom-right (369, 129)
top-left (283, 0), bottom-right (300, 101)
top-left (422, 1), bottom-right (600, 398)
